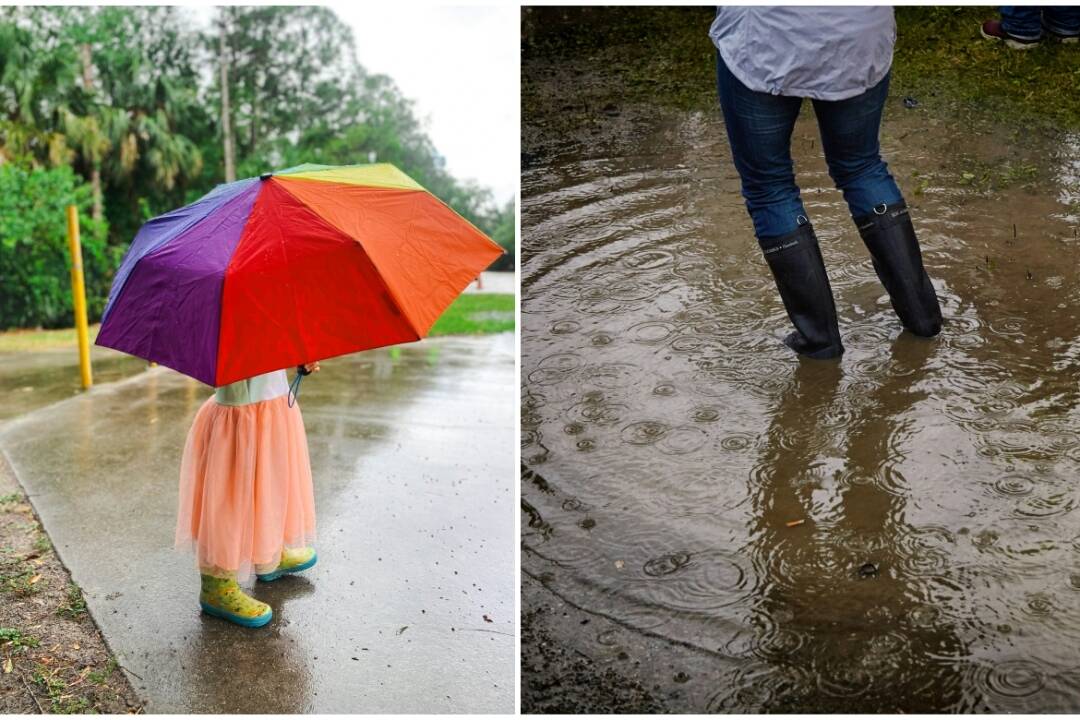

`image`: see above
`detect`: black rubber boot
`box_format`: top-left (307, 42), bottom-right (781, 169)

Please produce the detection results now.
top-left (854, 201), bottom-right (942, 337)
top-left (758, 223), bottom-right (844, 359)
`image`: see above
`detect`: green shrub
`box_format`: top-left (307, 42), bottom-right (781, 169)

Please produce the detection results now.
top-left (0, 165), bottom-right (114, 329)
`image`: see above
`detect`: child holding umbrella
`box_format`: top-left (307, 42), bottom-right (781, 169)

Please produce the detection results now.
top-left (95, 165), bottom-right (504, 627)
top-left (175, 363), bottom-right (321, 627)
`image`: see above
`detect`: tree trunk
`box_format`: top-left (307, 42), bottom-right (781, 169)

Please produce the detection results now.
top-left (89, 166), bottom-right (103, 221)
top-left (219, 17), bottom-right (236, 183)
top-left (80, 43), bottom-right (93, 89)
top-left (251, 70), bottom-right (259, 155)
top-left (80, 42), bottom-right (103, 222)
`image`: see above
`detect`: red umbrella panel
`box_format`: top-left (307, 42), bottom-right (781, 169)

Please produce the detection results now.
top-left (96, 163), bottom-right (504, 385)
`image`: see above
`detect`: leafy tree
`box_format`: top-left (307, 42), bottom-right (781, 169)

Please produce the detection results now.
top-left (214, 6), bottom-right (360, 167)
top-left (82, 7), bottom-right (209, 239)
top-left (0, 6), bottom-right (210, 241)
top-left (488, 199), bottom-right (515, 271)
top-left (0, 164), bottom-right (112, 328)
top-left (0, 11), bottom-right (79, 168)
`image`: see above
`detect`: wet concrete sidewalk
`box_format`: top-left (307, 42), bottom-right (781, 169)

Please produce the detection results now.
top-left (0, 346), bottom-right (146, 424)
top-left (0, 334), bottom-right (514, 713)
top-left (463, 270), bottom-right (516, 295)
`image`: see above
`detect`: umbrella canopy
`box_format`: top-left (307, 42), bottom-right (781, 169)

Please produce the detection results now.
top-left (96, 163), bottom-right (504, 386)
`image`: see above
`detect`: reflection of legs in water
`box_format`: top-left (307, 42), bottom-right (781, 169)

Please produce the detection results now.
top-left (841, 336), bottom-right (936, 532)
top-left (829, 336), bottom-right (964, 709)
top-left (715, 52), bottom-right (843, 359)
top-left (745, 339), bottom-right (965, 711)
top-left (751, 361), bottom-right (843, 536)
top-left (812, 75), bottom-right (942, 338)
top-left (745, 361), bottom-right (842, 707)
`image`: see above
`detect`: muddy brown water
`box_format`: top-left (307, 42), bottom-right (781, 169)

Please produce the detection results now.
top-left (521, 98), bottom-right (1080, 712)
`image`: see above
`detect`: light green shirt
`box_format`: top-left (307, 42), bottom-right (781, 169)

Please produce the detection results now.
top-left (214, 369), bottom-right (290, 406)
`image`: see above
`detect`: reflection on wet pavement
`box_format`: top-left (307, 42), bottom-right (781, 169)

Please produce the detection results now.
top-left (521, 102), bottom-right (1080, 711)
top-left (0, 347), bottom-right (147, 423)
top-left (0, 336), bottom-right (514, 713)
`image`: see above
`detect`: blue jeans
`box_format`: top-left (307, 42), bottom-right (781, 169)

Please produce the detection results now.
top-left (1001, 6), bottom-right (1080, 39)
top-left (715, 52), bottom-right (903, 240)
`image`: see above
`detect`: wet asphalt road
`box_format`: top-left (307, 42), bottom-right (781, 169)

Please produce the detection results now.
top-left (0, 334), bottom-right (514, 713)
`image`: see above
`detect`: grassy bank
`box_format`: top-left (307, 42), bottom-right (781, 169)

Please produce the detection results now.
top-left (428, 293), bottom-right (515, 336)
top-left (893, 7), bottom-right (1080, 131)
top-left (0, 458), bottom-right (141, 713)
top-left (0, 326), bottom-right (102, 353)
top-left (0, 294), bottom-right (515, 354)
top-left (522, 6), bottom-right (1080, 132)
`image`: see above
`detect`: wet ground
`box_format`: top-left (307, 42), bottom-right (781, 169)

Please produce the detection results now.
top-left (0, 335), bottom-right (514, 713)
top-left (521, 46), bottom-right (1080, 713)
top-left (0, 347), bottom-right (147, 423)
top-left (0, 452), bottom-right (142, 713)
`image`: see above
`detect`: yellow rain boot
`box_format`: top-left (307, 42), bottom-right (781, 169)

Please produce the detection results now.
top-left (256, 547), bottom-right (318, 582)
top-left (199, 574), bottom-right (272, 628)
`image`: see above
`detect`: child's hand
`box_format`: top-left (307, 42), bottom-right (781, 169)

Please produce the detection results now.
top-left (303, 361), bottom-right (321, 374)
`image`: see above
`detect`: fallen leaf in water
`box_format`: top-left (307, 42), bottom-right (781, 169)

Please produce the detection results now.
top-left (785, 519), bottom-right (805, 528)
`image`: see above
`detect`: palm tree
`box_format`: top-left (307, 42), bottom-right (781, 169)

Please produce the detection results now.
top-left (59, 108), bottom-right (108, 218)
top-left (0, 16), bottom-right (78, 168)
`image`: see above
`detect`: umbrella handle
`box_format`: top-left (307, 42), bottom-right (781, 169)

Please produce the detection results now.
top-left (288, 365), bottom-right (310, 408)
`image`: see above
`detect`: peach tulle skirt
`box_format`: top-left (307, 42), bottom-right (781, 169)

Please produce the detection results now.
top-left (175, 395), bottom-right (316, 579)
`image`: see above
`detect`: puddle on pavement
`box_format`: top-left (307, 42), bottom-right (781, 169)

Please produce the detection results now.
top-left (521, 94), bottom-right (1080, 712)
top-left (0, 349), bottom-right (149, 423)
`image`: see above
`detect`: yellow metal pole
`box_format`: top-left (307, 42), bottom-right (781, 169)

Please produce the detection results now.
top-left (66, 205), bottom-right (92, 389)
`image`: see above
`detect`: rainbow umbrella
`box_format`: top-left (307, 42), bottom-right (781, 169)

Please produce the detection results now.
top-left (96, 163), bottom-right (504, 386)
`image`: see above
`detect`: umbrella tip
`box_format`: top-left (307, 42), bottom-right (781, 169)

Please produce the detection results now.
top-left (260, 172), bottom-right (273, 180)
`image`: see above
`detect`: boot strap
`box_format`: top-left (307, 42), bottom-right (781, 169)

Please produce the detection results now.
top-left (855, 201), bottom-right (910, 234)
top-left (758, 224), bottom-right (817, 258)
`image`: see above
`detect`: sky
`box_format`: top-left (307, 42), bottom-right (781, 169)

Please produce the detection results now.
top-left (188, 4), bottom-right (518, 205)
top-left (333, 5), bottom-right (518, 205)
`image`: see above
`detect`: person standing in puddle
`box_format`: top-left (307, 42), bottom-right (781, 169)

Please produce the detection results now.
top-left (175, 363), bottom-right (321, 627)
top-left (711, 6), bottom-right (942, 359)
